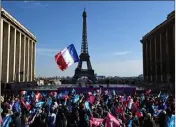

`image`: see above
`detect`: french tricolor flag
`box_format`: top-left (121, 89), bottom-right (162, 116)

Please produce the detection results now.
top-left (55, 44), bottom-right (79, 71)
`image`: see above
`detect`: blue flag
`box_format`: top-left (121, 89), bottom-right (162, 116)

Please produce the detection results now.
top-left (166, 115), bottom-right (175, 127)
top-left (153, 106), bottom-right (159, 117)
top-left (68, 100), bottom-right (72, 112)
top-left (12, 101), bottom-right (20, 113)
top-left (112, 90), bottom-right (116, 95)
top-left (105, 90), bottom-right (108, 95)
top-left (64, 90), bottom-right (69, 95)
top-left (105, 98), bottom-right (109, 105)
top-left (73, 95), bottom-right (79, 103)
top-left (160, 94), bottom-right (168, 102)
top-left (127, 119), bottom-right (132, 127)
top-left (93, 91), bottom-right (96, 96)
top-left (71, 88), bottom-right (76, 95)
top-left (47, 98), bottom-right (52, 106)
top-left (31, 91), bottom-right (35, 98)
top-left (36, 101), bottom-right (44, 108)
top-left (2, 115), bottom-right (12, 127)
top-left (57, 93), bottom-right (63, 99)
top-left (41, 91), bottom-right (47, 97)
top-left (85, 101), bottom-right (91, 111)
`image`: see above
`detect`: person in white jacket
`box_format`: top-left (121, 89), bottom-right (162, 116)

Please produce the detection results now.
top-left (127, 98), bottom-right (133, 112)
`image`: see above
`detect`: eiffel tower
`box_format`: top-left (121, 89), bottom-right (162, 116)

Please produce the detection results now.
top-left (73, 9), bottom-right (96, 84)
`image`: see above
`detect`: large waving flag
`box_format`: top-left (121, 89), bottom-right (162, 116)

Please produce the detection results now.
top-left (55, 44), bottom-right (79, 71)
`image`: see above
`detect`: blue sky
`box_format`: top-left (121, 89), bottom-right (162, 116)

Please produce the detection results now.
top-left (2, 1), bottom-right (174, 77)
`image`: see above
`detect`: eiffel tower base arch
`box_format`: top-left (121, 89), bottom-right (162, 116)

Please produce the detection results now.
top-left (72, 68), bottom-right (96, 84)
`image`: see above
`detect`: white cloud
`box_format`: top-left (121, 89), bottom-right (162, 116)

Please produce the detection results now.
top-left (36, 48), bottom-right (59, 53)
top-left (36, 48), bottom-right (60, 57)
top-left (32, 2), bottom-right (48, 7)
top-left (21, 1), bottom-right (48, 8)
top-left (115, 51), bottom-right (131, 55)
top-left (24, 0), bottom-right (31, 3)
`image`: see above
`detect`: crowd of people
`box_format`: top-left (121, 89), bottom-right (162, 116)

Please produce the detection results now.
top-left (0, 87), bottom-right (175, 127)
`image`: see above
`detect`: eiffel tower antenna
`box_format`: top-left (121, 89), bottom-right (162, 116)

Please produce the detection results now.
top-left (73, 9), bottom-right (96, 84)
top-left (81, 7), bottom-right (88, 54)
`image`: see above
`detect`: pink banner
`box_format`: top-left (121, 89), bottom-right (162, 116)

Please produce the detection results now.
top-left (145, 89), bottom-right (151, 94)
top-left (105, 113), bottom-right (120, 127)
top-left (116, 106), bottom-right (123, 114)
top-left (87, 95), bottom-right (95, 104)
top-left (90, 117), bottom-right (104, 127)
top-left (136, 112), bottom-right (143, 118)
top-left (132, 101), bottom-right (139, 113)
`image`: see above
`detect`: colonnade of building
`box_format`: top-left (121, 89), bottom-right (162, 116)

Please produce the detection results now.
top-left (142, 21), bottom-right (175, 83)
top-left (1, 18), bottom-right (36, 83)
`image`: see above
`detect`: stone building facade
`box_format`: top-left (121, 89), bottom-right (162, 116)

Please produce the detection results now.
top-left (0, 8), bottom-right (37, 88)
top-left (141, 11), bottom-right (175, 84)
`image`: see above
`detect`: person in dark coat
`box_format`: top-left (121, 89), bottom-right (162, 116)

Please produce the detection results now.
top-left (158, 111), bottom-right (166, 127)
top-left (69, 108), bottom-right (79, 127)
top-left (56, 108), bottom-right (67, 127)
top-left (14, 112), bottom-right (21, 127)
top-left (9, 114), bottom-right (16, 127)
top-left (39, 114), bottom-right (48, 127)
top-left (144, 113), bottom-right (156, 127)
top-left (78, 104), bottom-right (89, 127)
top-left (132, 113), bottom-right (140, 127)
